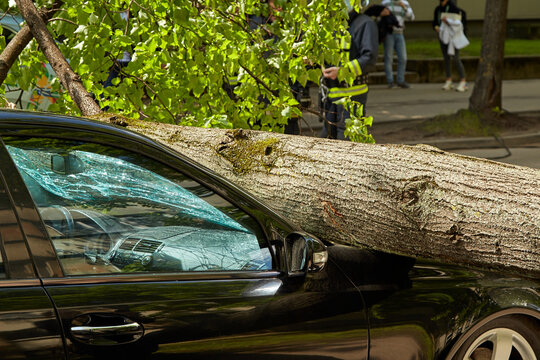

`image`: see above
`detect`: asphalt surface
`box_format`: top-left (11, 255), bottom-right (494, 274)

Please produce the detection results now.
top-left (302, 79), bottom-right (540, 169)
top-left (367, 78), bottom-right (540, 123)
top-left (453, 147), bottom-right (540, 169)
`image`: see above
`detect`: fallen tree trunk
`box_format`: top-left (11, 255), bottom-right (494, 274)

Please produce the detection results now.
top-left (109, 119), bottom-right (539, 278)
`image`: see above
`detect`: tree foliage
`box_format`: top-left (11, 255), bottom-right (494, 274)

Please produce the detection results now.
top-left (0, 0), bottom-right (372, 138)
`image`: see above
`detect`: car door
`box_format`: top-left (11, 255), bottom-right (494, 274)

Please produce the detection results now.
top-left (0, 143), bottom-right (65, 359)
top-left (1, 120), bottom-right (369, 360)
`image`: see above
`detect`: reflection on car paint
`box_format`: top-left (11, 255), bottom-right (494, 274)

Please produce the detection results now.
top-left (0, 287), bottom-right (64, 359)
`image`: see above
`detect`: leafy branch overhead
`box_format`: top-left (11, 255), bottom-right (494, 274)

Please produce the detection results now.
top-left (1, 0), bottom-right (374, 136)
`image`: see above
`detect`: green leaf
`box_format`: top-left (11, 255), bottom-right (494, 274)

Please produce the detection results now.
top-left (173, 7), bottom-right (190, 24)
top-left (297, 72), bottom-right (308, 87)
top-left (78, 63), bottom-right (90, 75)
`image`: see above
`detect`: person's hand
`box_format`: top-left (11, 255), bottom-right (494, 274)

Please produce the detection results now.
top-left (435, 25), bottom-right (440, 32)
top-left (398, 1), bottom-right (406, 8)
top-left (322, 67), bottom-right (339, 80)
top-left (442, 16), bottom-right (449, 24)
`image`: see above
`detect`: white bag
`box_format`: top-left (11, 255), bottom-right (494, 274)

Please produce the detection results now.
top-left (439, 12), bottom-right (469, 53)
top-left (440, 12), bottom-right (462, 22)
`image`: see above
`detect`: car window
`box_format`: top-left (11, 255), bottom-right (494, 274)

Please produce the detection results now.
top-left (4, 137), bottom-right (272, 276)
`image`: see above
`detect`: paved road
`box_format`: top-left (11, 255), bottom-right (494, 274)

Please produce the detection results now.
top-left (453, 147), bottom-right (540, 169)
top-left (367, 79), bottom-right (540, 123)
top-left (302, 79), bottom-right (540, 169)
top-left (304, 79), bottom-right (540, 126)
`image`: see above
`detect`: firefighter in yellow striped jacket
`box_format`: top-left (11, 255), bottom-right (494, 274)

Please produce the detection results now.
top-left (321, 0), bottom-right (378, 140)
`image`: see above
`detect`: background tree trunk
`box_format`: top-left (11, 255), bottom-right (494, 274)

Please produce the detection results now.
top-left (15, 0), bottom-right (102, 116)
top-left (469, 0), bottom-right (508, 113)
top-left (113, 120), bottom-right (540, 278)
top-left (0, 1), bottom-right (63, 86)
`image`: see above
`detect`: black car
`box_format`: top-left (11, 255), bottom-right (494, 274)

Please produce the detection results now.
top-left (0, 110), bottom-right (538, 360)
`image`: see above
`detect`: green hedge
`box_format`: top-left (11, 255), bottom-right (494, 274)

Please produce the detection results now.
top-left (391, 38), bottom-right (540, 58)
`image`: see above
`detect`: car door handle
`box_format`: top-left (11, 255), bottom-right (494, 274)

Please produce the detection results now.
top-left (71, 322), bottom-right (142, 336)
top-left (70, 314), bottom-right (144, 345)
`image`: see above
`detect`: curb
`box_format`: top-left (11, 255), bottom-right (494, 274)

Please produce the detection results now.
top-left (402, 132), bottom-right (540, 151)
top-left (372, 110), bottom-right (540, 150)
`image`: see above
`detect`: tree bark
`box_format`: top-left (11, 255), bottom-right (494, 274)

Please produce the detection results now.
top-left (469, 0), bottom-right (508, 113)
top-left (109, 120), bottom-right (539, 278)
top-left (0, 0), bottom-right (63, 86)
top-left (15, 0), bottom-right (102, 116)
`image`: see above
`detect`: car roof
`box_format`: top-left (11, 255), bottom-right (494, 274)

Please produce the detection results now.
top-left (0, 109), bottom-right (207, 178)
top-left (0, 12), bottom-right (23, 33)
top-left (0, 109), bottom-right (160, 146)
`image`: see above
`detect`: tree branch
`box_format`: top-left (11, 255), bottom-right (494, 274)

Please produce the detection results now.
top-left (239, 63), bottom-right (274, 94)
top-left (15, 0), bottom-right (102, 115)
top-left (47, 17), bottom-right (77, 26)
top-left (123, 71), bottom-right (177, 123)
top-left (0, 0), bottom-right (64, 86)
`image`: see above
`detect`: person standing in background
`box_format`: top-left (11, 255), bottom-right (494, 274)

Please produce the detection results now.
top-left (433, 0), bottom-right (468, 92)
top-left (381, 0), bottom-right (414, 89)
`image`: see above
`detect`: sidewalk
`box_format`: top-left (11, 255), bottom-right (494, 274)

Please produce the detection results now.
top-left (303, 79), bottom-right (540, 127)
top-left (367, 79), bottom-right (540, 123)
top-left (301, 79), bottom-right (540, 168)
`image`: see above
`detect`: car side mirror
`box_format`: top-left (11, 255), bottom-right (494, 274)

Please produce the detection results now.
top-left (285, 232), bottom-right (328, 275)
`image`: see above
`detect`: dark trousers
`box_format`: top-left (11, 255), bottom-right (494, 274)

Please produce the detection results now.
top-left (439, 41), bottom-right (466, 79)
top-left (320, 92), bottom-right (368, 140)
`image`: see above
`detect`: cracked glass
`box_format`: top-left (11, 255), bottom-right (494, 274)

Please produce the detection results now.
top-left (5, 137), bottom-right (272, 275)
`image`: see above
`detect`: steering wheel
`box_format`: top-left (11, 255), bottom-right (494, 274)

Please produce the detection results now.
top-left (84, 233), bottom-right (113, 257)
top-left (39, 206), bottom-right (75, 237)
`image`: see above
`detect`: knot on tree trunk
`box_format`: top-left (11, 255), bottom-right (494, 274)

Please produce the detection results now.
top-left (398, 175), bottom-right (439, 229)
top-left (215, 131), bottom-right (281, 175)
top-left (67, 72), bottom-right (82, 84)
top-left (446, 224), bottom-right (464, 245)
top-left (399, 175), bottom-right (437, 206)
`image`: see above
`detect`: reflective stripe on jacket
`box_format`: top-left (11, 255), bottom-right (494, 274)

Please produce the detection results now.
top-left (327, 13), bottom-right (378, 101)
top-left (328, 83), bottom-right (368, 99)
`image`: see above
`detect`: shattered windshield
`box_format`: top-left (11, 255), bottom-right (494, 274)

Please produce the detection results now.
top-left (7, 146), bottom-right (248, 233)
top-left (4, 137), bottom-right (272, 275)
